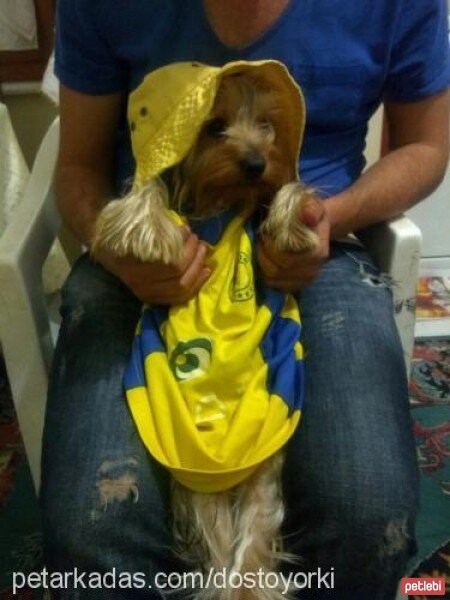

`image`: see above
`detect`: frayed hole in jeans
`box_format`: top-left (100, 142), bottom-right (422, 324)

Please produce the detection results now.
top-left (380, 517), bottom-right (409, 559)
top-left (343, 249), bottom-right (395, 289)
top-left (320, 311), bottom-right (345, 335)
top-left (91, 458), bottom-right (139, 521)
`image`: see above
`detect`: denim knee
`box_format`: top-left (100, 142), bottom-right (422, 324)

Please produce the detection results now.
top-left (325, 500), bottom-right (416, 560)
top-left (60, 253), bottom-right (140, 316)
top-left (42, 488), bottom-right (96, 569)
top-left (41, 455), bottom-right (175, 575)
top-left (283, 482), bottom-right (417, 599)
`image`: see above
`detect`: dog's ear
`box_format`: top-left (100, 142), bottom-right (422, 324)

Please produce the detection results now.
top-left (160, 165), bottom-right (176, 190)
top-left (164, 163), bottom-right (196, 216)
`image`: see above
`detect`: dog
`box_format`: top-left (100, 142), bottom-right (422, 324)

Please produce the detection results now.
top-left (91, 68), bottom-right (320, 600)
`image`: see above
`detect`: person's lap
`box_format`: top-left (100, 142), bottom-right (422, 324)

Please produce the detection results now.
top-left (40, 258), bottom-right (177, 598)
top-left (40, 243), bottom-right (418, 599)
top-left (282, 243), bottom-right (418, 599)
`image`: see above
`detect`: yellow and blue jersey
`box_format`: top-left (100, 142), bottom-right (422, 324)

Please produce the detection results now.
top-left (124, 209), bottom-right (304, 493)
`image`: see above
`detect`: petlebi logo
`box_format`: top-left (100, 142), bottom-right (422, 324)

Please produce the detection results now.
top-left (169, 338), bottom-right (213, 381)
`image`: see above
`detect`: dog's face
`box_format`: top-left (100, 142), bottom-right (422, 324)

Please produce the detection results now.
top-left (172, 72), bottom-right (296, 217)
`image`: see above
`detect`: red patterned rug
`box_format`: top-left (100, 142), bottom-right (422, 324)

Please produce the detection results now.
top-left (408, 338), bottom-right (450, 597)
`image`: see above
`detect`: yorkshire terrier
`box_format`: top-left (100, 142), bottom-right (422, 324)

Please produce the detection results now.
top-left (91, 71), bottom-right (320, 600)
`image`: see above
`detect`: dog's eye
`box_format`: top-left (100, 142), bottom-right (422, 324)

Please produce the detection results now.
top-left (206, 118), bottom-right (227, 137)
top-left (257, 119), bottom-right (272, 134)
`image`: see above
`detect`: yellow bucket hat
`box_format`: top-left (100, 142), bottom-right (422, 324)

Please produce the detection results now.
top-left (128, 60), bottom-right (306, 187)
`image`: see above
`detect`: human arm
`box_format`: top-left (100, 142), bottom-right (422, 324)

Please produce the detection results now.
top-left (326, 90), bottom-right (450, 239)
top-left (56, 84), bottom-right (210, 304)
top-left (259, 0), bottom-right (450, 291)
top-left (258, 89), bottom-right (449, 291)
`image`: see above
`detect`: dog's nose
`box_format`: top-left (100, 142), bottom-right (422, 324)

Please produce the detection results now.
top-left (240, 153), bottom-right (266, 180)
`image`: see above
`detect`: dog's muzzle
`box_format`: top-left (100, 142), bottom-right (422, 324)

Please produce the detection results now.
top-left (240, 152), bottom-right (266, 180)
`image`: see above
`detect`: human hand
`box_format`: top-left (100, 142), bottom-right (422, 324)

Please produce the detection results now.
top-left (94, 227), bottom-right (211, 305)
top-left (257, 197), bottom-right (330, 292)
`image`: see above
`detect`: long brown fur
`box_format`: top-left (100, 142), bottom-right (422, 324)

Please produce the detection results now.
top-left (91, 72), bottom-right (319, 599)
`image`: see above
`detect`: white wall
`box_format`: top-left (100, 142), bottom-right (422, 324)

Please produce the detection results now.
top-left (364, 106), bottom-right (383, 168)
top-left (406, 170), bottom-right (450, 258)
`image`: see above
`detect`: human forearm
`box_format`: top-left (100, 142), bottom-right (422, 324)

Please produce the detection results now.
top-left (326, 91), bottom-right (450, 239)
top-left (55, 85), bottom-right (210, 303)
top-left (56, 86), bottom-right (125, 247)
top-left (325, 141), bottom-right (448, 239)
top-left (56, 162), bottom-right (211, 304)
top-left (56, 164), bottom-right (113, 247)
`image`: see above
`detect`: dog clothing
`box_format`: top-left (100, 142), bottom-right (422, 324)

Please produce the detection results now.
top-left (123, 61), bottom-right (305, 493)
top-left (124, 207), bottom-right (304, 493)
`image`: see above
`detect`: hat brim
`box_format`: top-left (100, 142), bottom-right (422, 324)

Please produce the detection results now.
top-left (129, 60), bottom-right (306, 187)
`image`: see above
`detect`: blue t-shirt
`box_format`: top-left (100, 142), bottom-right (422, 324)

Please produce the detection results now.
top-left (55, 0), bottom-right (450, 197)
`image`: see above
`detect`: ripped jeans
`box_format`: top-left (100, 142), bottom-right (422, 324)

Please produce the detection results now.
top-left (40, 242), bottom-right (419, 599)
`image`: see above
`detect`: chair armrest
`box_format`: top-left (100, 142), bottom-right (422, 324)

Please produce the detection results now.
top-left (357, 216), bottom-right (422, 276)
top-left (357, 216), bottom-right (422, 374)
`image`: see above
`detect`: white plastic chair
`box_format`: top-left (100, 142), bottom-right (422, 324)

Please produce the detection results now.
top-left (0, 117), bottom-right (422, 491)
top-left (357, 219), bottom-right (422, 373)
top-left (0, 117), bottom-right (61, 491)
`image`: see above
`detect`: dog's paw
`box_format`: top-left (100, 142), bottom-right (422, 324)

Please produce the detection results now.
top-left (261, 182), bottom-right (321, 253)
top-left (91, 190), bottom-right (184, 264)
top-left (138, 215), bottom-right (185, 263)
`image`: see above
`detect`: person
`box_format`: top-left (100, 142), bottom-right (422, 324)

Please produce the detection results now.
top-left (41, 1), bottom-right (450, 598)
